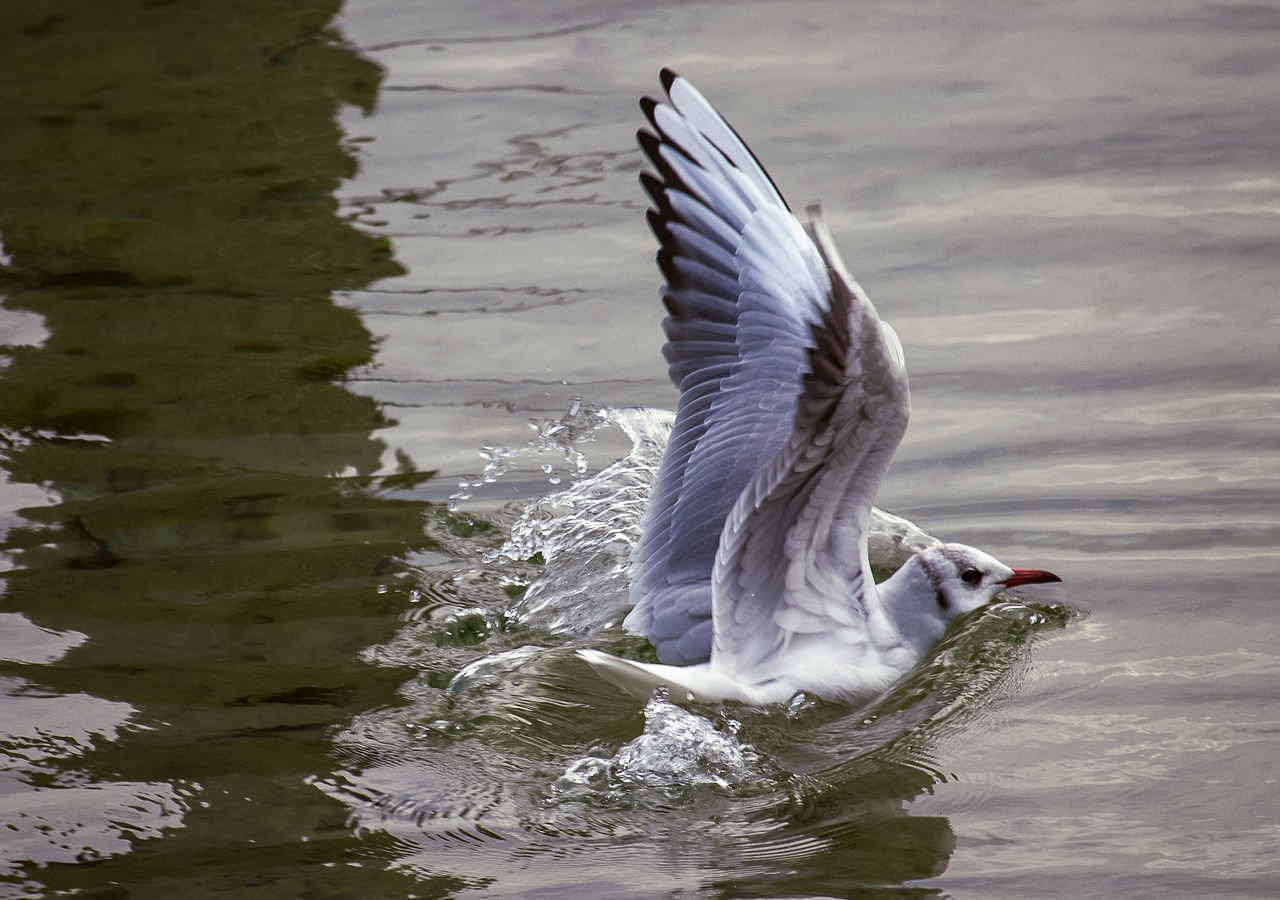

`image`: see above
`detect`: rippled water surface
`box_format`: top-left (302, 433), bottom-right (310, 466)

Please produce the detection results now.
top-left (1, 1), bottom-right (1277, 897)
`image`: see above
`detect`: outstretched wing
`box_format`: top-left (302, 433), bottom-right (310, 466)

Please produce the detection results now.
top-left (625, 69), bottom-right (845, 665)
top-left (710, 209), bottom-right (910, 684)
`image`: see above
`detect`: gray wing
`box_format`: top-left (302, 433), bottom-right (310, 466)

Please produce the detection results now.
top-left (710, 210), bottom-right (910, 684)
top-left (624, 69), bottom-right (836, 665)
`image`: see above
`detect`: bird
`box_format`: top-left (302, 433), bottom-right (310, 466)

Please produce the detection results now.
top-left (577, 69), bottom-right (1061, 706)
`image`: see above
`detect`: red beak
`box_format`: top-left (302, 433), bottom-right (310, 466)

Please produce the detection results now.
top-left (1001, 568), bottom-right (1062, 588)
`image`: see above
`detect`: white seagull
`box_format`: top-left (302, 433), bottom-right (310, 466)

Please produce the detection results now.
top-left (578, 70), bottom-right (1060, 706)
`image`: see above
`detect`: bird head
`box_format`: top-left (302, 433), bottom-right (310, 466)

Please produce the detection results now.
top-left (882, 543), bottom-right (1062, 652)
top-left (919, 543), bottom-right (1061, 617)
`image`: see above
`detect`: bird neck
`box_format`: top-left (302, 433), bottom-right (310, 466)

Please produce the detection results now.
top-left (875, 557), bottom-right (950, 657)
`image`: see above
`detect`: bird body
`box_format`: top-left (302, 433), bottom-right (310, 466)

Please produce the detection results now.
top-left (579, 70), bottom-right (1060, 706)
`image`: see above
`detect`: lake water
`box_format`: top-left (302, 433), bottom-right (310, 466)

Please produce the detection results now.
top-left (1, 1), bottom-right (1277, 897)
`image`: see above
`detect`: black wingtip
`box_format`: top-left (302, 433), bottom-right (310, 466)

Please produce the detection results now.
top-left (644, 208), bottom-right (668, 240)
top-left (659, 67), bottom-right (679, 94)
top-left (636, 128), bottom-right (663, 165)
top-left (638, 95), bottom-right (661, 128)
top-left (638, 171), bottom-right (667, 208)
top-left (654, 247), bottom-right (683, 288)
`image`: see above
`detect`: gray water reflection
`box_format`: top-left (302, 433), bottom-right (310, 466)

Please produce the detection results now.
top-left (0, 1), bottom-right (454, 895)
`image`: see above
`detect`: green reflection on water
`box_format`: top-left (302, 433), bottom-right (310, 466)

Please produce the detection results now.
top-left (0, 1), bottom-right (455, 895)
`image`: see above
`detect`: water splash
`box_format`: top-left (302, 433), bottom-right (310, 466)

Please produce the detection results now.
top-left (445, 645), bottom-right (545, 695)
top-left (502, 407), bottom-right (672, 634)
top-left (551, 690), bottom-right (776, 804)
top-left (448, 398), bottom-right (610, 510)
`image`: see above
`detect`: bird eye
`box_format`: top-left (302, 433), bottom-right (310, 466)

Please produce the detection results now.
top-left (960, 568), bottom-right (982, 585)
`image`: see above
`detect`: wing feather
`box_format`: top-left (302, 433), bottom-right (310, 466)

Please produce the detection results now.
top-left (710, 207), bottom-right (910, 682)
top-left (660, 68), bottom-right (790, 210)
top-left (625, 71), bottom-right (832, 665)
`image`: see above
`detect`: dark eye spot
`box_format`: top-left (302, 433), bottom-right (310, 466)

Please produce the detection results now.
top-left (960, 568), bottom-right (982, 586)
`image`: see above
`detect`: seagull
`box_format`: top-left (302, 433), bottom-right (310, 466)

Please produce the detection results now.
top-left (578, 70), bottom-right (1061, 706)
